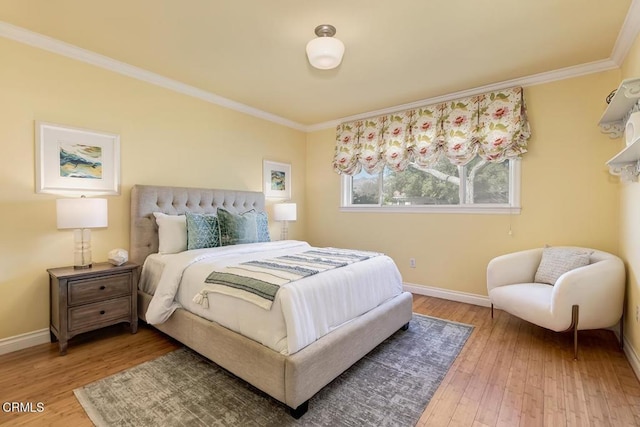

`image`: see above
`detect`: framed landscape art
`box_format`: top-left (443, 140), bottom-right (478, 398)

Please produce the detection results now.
top-left (35, 121), bottom-right (120, 195)
top-left (263, 160), bottom-right (291, 199)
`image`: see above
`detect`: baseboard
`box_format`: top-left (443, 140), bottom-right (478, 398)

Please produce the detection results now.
top-left (623, 333), bottom-right (640, 381)
top-left (0, 328), bottom-right (50, 356)
top-left (403, 282), bottom-right (491, 307)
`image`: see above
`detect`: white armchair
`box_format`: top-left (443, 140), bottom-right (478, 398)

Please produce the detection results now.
top-left (487, 247), bottom-right (625, 359)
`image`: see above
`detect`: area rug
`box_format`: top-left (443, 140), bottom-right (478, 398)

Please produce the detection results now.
top-left (74, 314), bottom-right (472, 426)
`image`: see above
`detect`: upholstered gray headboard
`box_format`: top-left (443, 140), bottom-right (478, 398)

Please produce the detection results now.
top-left (130, 184), bottom-right (266, 265)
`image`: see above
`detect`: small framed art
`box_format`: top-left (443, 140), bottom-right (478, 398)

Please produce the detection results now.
top-left (35, 121), bottom-right (120, 195)
top-left (263, 160), bottom-right (291, 199)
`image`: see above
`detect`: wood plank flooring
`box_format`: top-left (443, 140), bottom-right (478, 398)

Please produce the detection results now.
top-left (413, 295), bottom-right (640, 427)
top-left (0, 294), bottom-right (639, 426)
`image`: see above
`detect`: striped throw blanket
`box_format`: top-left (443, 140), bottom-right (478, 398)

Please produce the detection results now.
top-left (193, 248), bottom-right (380, 310)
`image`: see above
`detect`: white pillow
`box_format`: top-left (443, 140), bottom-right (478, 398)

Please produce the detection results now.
top-left (534, 247), bottom-right (591, 285)
top-left (153, 212), bottom-right (187, 254)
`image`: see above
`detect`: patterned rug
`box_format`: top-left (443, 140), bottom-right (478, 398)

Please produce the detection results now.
top-left (74, 314), bottom-right (472, 426)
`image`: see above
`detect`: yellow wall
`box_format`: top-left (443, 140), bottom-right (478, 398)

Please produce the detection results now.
top-left (620, 33), bottom-right (640, 358)
top-left (0, 33), bottom-right (626, 346)
top-left (306, 72), bottom-right (621, 296)
top-left (0, 38), bottom-right (306, 340)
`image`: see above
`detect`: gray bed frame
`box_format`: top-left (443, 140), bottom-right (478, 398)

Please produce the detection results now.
top-left (130, 184), bottom-right (413, 417)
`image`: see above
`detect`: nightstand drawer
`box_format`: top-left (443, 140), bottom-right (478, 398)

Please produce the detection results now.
top-left (68, 273), bottom-right (132, 305)
top-left (68, 296), bottom-right (131, 331)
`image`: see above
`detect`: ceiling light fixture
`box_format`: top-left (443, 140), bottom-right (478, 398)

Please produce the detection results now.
top-left (306, 24), bottom-right (345, 70)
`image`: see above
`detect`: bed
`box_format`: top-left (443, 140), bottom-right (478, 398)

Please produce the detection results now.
top-left (130, 184), bottom-right (413, 417)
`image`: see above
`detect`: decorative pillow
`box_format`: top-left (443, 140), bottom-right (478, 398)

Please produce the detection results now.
top-left (153, 212), bottom-right (187, 254)
top-left (256, 211), bottom-right (271, 242)
top-left (534, 247), bottom-right (591, 285)
top-left (217, 208), bottom-right (258, 246)
top-left (185, 212), bottom-right (220, 250)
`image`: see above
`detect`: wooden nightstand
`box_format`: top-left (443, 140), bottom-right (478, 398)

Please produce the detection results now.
top-left (48, 262), bottom-right (139, 355)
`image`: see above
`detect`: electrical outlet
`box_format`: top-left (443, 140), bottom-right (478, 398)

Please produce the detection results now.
top-left (409, 258), bottom-right (416, 268)
top-left (636, 305), bottom-right (639, 323)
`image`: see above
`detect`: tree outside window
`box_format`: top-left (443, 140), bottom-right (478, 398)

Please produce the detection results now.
top-left (347, 157), bottom-right (513, 210)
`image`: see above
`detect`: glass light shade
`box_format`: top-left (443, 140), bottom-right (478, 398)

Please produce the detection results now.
top-left (306, 37), bottom-right (345, 70)
top-left (273, 203), bottom-right (297, 221)
top-left (56, 198), bottom-right (108, 269)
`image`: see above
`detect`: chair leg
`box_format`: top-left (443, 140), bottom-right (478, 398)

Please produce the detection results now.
top-left (620, 313), bottom-right (624, 351)
top-left (571, 305), bottom-right (579, 360)
top-left (561, 305), bottom-right (579, 360)
top-left (491, 303), bottom-right (494, 319)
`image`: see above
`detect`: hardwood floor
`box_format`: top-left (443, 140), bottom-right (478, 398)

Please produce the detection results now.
top-left (0, 324), bottom-right (180, 426)
top-left (413, 295), bottom-right (640, 427)
top-left (1, 295), bottom-right (639, 426)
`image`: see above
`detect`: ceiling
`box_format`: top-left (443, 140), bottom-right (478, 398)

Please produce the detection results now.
top-left (0, 1), bottom-right (637, 129)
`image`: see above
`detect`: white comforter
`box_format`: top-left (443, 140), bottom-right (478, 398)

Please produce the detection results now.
top-left (144, 240), bottom-right (403, 355)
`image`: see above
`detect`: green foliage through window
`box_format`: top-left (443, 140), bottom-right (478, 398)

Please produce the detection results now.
top-left (348, 157), bottom-right (512, 207)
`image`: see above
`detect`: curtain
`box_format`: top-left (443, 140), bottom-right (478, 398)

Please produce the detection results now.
top-left (333, 86), bottom-right (531, 175)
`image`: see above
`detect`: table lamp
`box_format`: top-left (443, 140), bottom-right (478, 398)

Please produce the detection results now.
top-left (56, 196), bottom-right (108, 269)
top-left (273, 202), bottom-right (297, 241)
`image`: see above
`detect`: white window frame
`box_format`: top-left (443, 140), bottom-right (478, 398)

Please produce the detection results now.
top-left (340, 159), bottom-right (521, 214)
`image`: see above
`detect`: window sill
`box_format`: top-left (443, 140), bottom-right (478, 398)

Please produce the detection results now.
top-left (339, 205), bottom-right (521, 214)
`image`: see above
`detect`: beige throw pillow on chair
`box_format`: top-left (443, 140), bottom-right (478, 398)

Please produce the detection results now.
top-left (534, 247), bottom-right (591, 285)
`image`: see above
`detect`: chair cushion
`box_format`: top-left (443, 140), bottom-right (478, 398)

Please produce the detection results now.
top-left (489, 283), bottom-right (571, 331)
top-left (534, 247), bottom-right (591, 285)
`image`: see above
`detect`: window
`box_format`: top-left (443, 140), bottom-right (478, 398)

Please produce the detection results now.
top-left (334, 87), bottom-right (529, 213)
top-left (342, 158), bottom-right (520, 214)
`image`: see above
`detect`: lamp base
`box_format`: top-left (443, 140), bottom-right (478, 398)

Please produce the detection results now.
top-left (280, 221), bottom-right (289, 241)
top-left (73, 229), bottom-right (93, 269)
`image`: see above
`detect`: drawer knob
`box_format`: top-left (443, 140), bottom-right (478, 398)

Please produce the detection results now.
top-left (100, 310), bottom-right (106, 315)
top-left (99, 285), bottom-right (106, 290)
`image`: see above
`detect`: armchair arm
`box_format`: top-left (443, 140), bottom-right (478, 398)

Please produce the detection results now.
top-left (487, 248), bottom-right (543, 293)
top-left (551, 256), bottom-right (625, 329)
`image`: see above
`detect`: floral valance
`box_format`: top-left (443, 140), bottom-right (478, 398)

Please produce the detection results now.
top-left (333, 87), bottom-right (531, 175)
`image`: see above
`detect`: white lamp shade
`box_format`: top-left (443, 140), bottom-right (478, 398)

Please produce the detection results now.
top-left (306, 37), bottom-right (345, 70)
top-left (273, 203), bottom-right (297, 221)
top-left (56, 198), bottom-right (108, 229)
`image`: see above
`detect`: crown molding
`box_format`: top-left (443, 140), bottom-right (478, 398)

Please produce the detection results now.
top-left (307, 59), bottom-right (620, 131)
top-left (310, 1), bottom-right (640, 131)
top-left (0, 3), bottom-right (638, 134)
top-left (611, 0), bottom-right (640, 65)
top-left (0, 21), bottom-right (307, 132)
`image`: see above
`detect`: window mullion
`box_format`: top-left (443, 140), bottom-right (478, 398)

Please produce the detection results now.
top-left (458, 165), bottom-right (466, 205)
top-left (509, 159), bottom-right (520, 207)
top-left (378, 171), bottom-right (384, 206)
